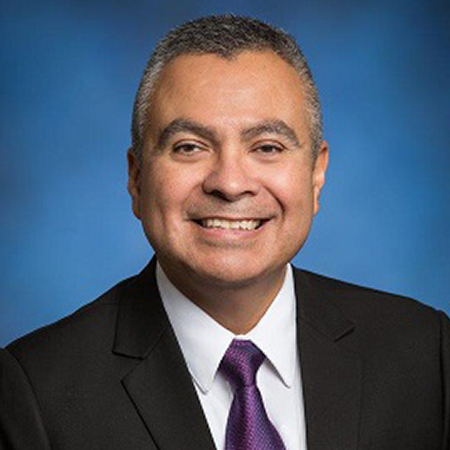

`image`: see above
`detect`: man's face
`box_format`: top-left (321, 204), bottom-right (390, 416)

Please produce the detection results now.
top-left (128, 51), bottom-right (328, 291)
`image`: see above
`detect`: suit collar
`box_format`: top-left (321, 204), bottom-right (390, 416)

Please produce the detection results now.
top-left (113, 258), bottom-right (168, 359)
top-left (113, 261), bottom-right (356, 357)
top-left (293, 267), bottom-right (362, 450)
top-left (294, 267), bottom-right (355, 341)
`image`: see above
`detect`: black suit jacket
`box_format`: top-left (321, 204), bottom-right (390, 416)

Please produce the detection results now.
top-left (1, 260), bottom-right (449, 449)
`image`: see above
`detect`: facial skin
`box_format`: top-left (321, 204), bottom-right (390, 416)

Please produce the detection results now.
top-left (128, 51), bottom-right (328, 333)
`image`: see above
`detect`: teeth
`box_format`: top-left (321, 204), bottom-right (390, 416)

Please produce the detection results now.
top-left (201, 218), bottom-right (262, 230)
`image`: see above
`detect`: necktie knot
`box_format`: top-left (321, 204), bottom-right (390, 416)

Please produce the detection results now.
top-left (220, 339), bottom-right (265, 391)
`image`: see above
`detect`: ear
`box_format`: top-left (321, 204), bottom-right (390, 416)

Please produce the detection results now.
top-left (127, 148), bottom-right (142, 220)
top-left (312, 141), bottom-right (329, 216)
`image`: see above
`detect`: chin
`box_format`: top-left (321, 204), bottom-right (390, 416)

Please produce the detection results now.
top-left (184, 255), bottom-right (284, 289)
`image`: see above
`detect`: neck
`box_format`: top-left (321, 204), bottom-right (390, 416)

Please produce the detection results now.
top-left (160, 263), bottom-right (287, 335)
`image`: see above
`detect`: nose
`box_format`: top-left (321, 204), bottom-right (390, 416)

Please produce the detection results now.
top-left (202, 150), bottom-right (260, 201)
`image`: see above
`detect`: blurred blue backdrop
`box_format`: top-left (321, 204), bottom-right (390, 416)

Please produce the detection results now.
top-left (1, 0), bottom-right (449, 345)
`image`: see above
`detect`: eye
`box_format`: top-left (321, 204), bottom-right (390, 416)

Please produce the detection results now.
top-left (172, 143), bottom-right (204, 156)
top-left (255, 144), bottom-right (285, 155)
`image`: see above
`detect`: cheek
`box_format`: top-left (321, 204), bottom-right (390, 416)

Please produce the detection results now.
top-left (265, 165), bottom-right (313, 211)
top-left (141, 163), bottom-right (197, 215)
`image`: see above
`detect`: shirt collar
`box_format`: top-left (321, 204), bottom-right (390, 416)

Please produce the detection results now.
top-left (156, 263), bottom-right (297, 393)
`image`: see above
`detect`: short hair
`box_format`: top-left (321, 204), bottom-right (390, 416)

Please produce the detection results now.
top-left (131, 15), bottom-right (323, 160)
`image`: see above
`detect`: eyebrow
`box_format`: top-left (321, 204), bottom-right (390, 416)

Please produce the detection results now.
top-left (156, 119), bottom-right (218, 151)
top-left (241, 120), bottom-right (301, 148)
top-left (155, 118), bottom-right (301, 151)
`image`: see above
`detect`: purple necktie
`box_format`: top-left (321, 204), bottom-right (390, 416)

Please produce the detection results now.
top-left (219, 339), bottom-right (286, 450)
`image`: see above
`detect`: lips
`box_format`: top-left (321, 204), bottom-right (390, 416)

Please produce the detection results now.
top-left (193, 218), bottom-right (267, 231)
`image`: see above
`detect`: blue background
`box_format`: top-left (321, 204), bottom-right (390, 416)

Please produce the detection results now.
top-left (1, 0), bottom-right (449, 346)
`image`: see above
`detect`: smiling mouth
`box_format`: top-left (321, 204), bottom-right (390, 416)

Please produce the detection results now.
top-left (194, 218), bottom-right (267, 231)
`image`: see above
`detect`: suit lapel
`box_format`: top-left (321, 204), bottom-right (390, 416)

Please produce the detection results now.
top-left (294, 269), bottom-right (362, 450)
top-left (113, 259), bottom-right (216, 450)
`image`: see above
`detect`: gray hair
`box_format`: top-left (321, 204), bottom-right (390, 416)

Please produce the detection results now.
top-left (131, 15), bottom-right (323, 159)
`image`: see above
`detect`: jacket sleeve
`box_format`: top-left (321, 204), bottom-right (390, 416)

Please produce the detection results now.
top-left (0, 348), bottom-right (51, 450)
top-left (440, 311), bottom-right (450, 450)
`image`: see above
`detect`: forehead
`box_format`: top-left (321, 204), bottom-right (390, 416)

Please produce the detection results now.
top-left (146, 51), bottom-right (308, 140)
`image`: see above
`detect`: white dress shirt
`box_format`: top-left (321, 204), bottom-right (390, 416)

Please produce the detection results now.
top-left (156, 263), bottom-right (307, 450)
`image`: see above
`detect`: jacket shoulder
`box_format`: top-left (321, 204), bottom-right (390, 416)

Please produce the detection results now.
top-left (6, 275), bottom-right (137, 362)
top-left (295, 267), bottom-right (440, 316)
top-left (293, 267), bottom-right (447, 343)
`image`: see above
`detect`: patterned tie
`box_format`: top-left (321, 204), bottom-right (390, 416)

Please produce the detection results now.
top-left (219, 339), bottom-right (287, 450)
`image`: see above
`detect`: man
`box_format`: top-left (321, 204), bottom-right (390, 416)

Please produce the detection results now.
top-left (0, 15), bottom-right (448, 450)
